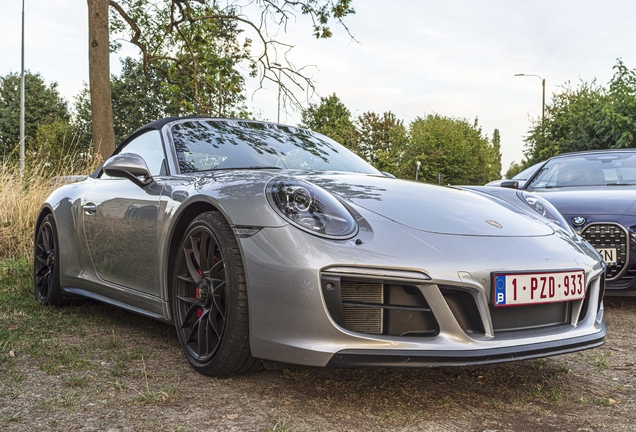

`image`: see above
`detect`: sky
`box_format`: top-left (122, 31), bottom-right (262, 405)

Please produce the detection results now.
top-left (2, 0), bottom-right (636, 175)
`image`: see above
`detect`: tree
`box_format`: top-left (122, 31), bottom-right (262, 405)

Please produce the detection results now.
top-left (505, 161), bottom-right (524, 179)
top-left (524, 79), bottom-right (607, 164)
top-left (524, 59), bottom-right (636, 164)
top-left (490, 128), bottom-right (502, 178)
top-left (76, 57), bottom-right (253, 145)
top-left (394, 114), bottom-right (501, 185)
top-left (299, 93), bottom-right (358, 150)
top-left (356, 111), bottom-right (407, 172)
top-left (86, 0), bottom-right (356, 161)
top-left (0, 71), bottom-right (70, 160)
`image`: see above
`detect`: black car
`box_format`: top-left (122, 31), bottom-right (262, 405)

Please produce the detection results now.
top-left (522, 149), bottom-right (636, 296)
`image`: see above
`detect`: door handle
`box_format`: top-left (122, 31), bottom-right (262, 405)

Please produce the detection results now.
top-left (83, 203), bottom-right (97, 215)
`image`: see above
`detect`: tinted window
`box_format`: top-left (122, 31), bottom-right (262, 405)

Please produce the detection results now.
top-left (102, 130), bottom-right (167, 178)
top-left (527, 152), bottom-right (636, 189)
top-left (170, 120), bottom-right (380, 175)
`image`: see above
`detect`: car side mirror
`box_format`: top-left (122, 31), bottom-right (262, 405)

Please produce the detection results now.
top-left (500, 180), bottom-right (519, 189)
top-left (103, 153), bottom-right (154, 188)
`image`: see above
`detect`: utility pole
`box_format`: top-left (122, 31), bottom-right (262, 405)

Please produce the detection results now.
top-left (20, 0), bottom-right (26, 177)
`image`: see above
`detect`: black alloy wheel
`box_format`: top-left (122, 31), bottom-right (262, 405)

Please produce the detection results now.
top-left (172, 211), bottom-right (261, 376)
top-left (34, 214), bottom-right (65, 306)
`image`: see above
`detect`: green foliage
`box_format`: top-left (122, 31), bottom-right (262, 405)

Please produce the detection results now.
top-left (357, 111), bottom-right (408, 172)
top-left (76, 57), bottom-right (255, 145)
top-left (491, 129), bottom-right (502, 178)
top-left (109, 2), bottom-right (252, 119)
top-left (524, 59), bottom-right (636, 164)
top-left (394, 114), bottom-right (501, 185)
top-left (299, 95), bottom-right (501, 183)
top-left (505, 161), bottom-right (524, 179)
top-left (0, 72), bottom-right (70, 160)
top-left (301, 0), bottom-right (356, 39)
top-left (300, 93), bottom-right (359, 150)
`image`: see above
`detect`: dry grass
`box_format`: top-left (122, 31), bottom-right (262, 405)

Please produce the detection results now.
top-left (0, 153), bottom-right (97, 260)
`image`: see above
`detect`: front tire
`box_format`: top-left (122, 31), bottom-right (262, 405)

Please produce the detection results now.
top-left (34, 214), bottom-right (66, 306)
top-left (172, 211), bottom-right (261, 376)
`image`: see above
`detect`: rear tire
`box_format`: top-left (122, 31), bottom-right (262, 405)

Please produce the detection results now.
top-left (34, 214), bottom-right (66, 306)
top-left (171, 211), bottom-right (261, 376)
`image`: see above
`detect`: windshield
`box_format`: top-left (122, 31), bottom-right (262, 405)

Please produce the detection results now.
top-left (512, 162), bottom-right (542, 180)
top-left (170, 119), bottom-right (380, 175)
top-left (526, 152), bottom-right (636, 189)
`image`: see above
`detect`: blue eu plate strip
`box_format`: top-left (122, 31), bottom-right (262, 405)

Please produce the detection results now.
top-left (495, 275), bottom-right (506, 305)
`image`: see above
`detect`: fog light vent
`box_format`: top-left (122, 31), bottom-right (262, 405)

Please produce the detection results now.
top-left (341, 280), bottom-right (383, 334)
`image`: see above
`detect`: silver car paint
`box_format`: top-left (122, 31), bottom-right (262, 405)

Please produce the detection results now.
top-left (38, 120), bottom-right (606, 367)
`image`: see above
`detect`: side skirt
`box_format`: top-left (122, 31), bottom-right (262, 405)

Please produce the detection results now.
top-left (63, 286), bottom-right (172, 324)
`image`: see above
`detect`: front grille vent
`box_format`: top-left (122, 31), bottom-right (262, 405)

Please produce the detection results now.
top-left (581, 223), bottom-right (628, 281)
top-left (341, 281), bottom-right (384, 334)
top-left (322, 275), bottom-right (440, 337)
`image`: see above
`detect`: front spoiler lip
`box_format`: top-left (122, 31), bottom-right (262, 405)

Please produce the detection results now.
top-left (326, 324), bottom-right (606, 368)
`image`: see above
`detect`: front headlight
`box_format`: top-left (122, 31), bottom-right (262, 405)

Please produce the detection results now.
top-left (266, 178), bottom-right (358, 239)
top-left (518, 191), bottom-right (572, 234)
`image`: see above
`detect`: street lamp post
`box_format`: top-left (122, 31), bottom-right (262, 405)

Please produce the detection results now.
top-left (20, 0), bottom-right (26, 177)
top-left (514, 73), bottom-right (545, 123)
top-left (415, 160), bottom-right (421, 182)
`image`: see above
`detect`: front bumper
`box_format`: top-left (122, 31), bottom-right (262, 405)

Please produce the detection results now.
top-left (327, 327), bottom-right (606, 367)
top-left (240, 215), bottom-right (606, 368)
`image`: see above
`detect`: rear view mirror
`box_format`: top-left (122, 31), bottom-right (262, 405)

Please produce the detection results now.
top-left (103, 153), bottom-right (154, 188)
top-left (500, 180), bottom-right (519, 189)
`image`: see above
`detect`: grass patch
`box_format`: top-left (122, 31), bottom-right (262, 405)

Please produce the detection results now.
top-left (593, 351), bottom-right (612, 371)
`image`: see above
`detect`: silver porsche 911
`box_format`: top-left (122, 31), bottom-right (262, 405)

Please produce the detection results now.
top-left (34, 117), bottom-right (606, 376)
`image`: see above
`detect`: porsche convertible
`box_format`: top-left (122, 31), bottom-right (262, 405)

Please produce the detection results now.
top-left (34, 117), bottom-right (606, 376)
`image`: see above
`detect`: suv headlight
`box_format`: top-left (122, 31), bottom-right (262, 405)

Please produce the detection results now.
top-left (267, 178), bottom-right (358, 239)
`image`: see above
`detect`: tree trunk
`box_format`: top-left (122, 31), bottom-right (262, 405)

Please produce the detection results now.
top-left (87, 0), bottom-right (115, 161)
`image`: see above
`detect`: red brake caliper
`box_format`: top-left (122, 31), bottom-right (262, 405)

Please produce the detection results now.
top-left (196, 269), bottom-right (203, 318)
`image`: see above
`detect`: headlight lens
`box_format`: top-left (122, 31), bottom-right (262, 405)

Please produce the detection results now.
top-left (518, 191), bottom-right (572, 233)
top-left (267, 178), bottom-right (358, 238)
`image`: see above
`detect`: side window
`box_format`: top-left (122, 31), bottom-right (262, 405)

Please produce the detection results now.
top-left (102, 130), bottom-right (167, 178)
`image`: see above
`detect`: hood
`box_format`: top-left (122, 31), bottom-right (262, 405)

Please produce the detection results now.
top-left (305, 174), bottom-right (553, 237)
top-left (533, 186), bottom-right (636, 216)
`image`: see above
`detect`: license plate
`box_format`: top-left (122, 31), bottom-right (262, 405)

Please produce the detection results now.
top-left (493, 270), bottom-right (585, 307)
top-left (596, 248), bottom-right (617, 266)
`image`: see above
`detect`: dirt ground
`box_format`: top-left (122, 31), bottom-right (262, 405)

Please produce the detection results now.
top-left (1, 296), bottom-right (635, 431)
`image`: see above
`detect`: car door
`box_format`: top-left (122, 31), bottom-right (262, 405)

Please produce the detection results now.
top-left (82, 129), bottom-right (167, 296)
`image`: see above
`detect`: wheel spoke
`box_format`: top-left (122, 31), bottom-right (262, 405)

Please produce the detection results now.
top-left (207, 309), bottom-right (223, 339)
top-left (197, 311), bottom-right (209, 356)
top-left (209, 260), bottom-right (224, 281)
top-left (176, 295), bottom-right (198, 305)
top-left (189, 235), bottom-right (201, 269)
top-left (211, 294), bottom-right (226, 321)
top-left (35, 262), bottom-right (49, 277)
top-left (42, 225), bottom-right (52, 253)
top-left (41, 273), bottom-right (50, 298)
top-left (180, 303), bottom-right (199, 330)
top-left (186, 319), bottom-right (200, 345)
top-left (200, 231), bottom-right (212, 273)
top-left (177, 274), bottom-right (195, 284)
top-left (183, 247), bottom-right (202, 284)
